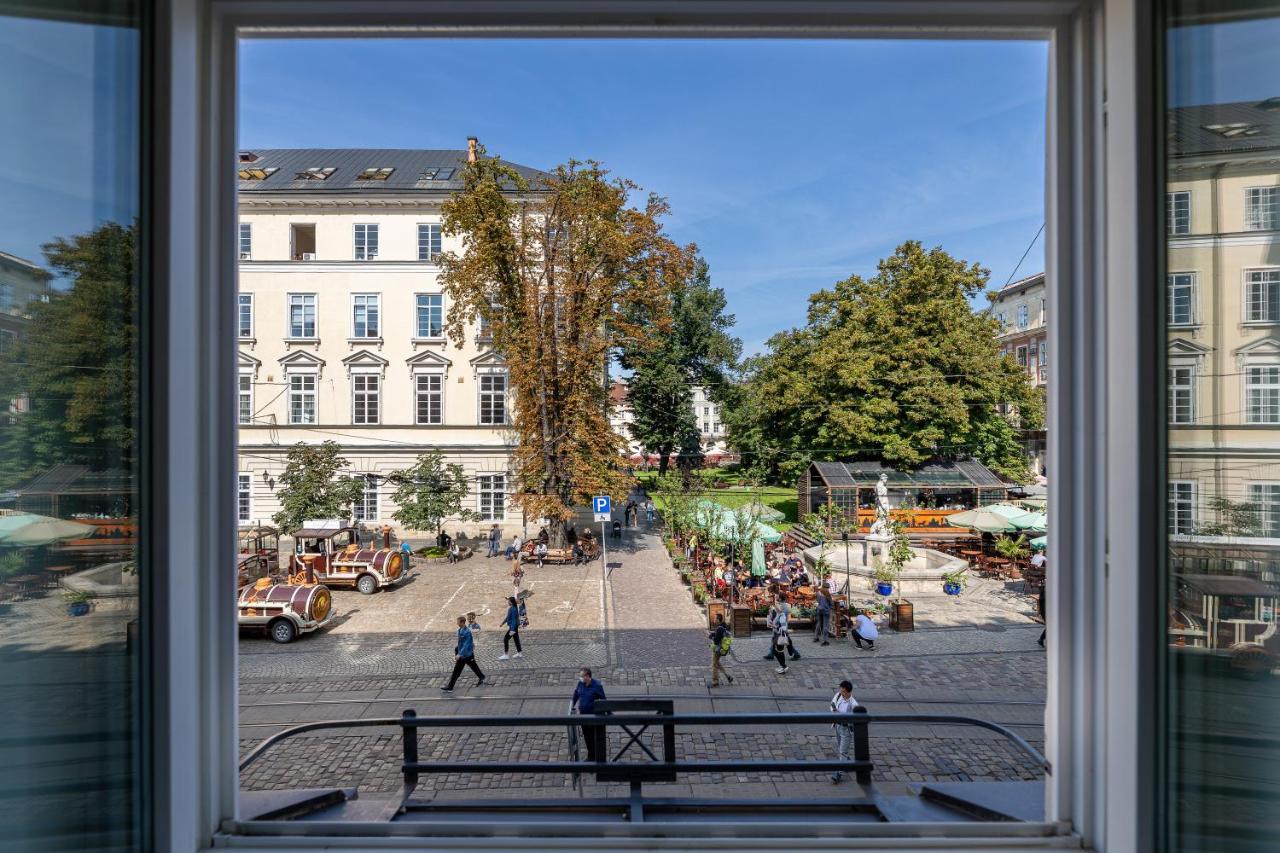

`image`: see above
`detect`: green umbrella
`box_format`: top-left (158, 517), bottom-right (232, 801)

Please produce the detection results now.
top-left (751, 538), bottom-right (766, 576)
top-left (1011, 511), bottom-right (1048, 533)
top-left (0, 514), bottom-right (91, 546)
top-left (1030, 535), bottom-right (1047, 550)
top-left (753, 521), bottom-right (783, 544)
top-left (739, 500), bottom-right (785, 522)
top-left (945, 508), bottom-right (1022, 533)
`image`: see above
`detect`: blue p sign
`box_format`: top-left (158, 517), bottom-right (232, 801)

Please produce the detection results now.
top-left (592, 496), bottom-right (611, 515)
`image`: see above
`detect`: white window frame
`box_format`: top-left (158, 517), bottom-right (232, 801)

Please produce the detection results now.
top-left (1166, 190), bottom-right (1189, 235)
top-left (415, 293), bottom-right (444, 339)
top-left (477, 472), bottom-right (506, 521)
top-left (1244, 185), bottom-right (1280, 232)
top-left (1167, 364), bottom-right (1195, 425)
top-left (237, 473), bottom-right (252, 524)
top-left (1244, 362), bottom-right (1280, 425)
top-left (287, 371), bottom-right (317, 425)
top-left (1166, 272), bottom-right (1195, 326)
top-left (477, 370), bottom-right (508, 425)
top-left (352, 473), bottom-right (379, 522)
top-left (417, 222), bottom-right (442, 261)
top-left (1243, 268), bottom-right (1280, 324)
top-left (1017, 304), bottom-right (1030, 328)
top-left (414, 371), bottom-right (444, 425)
top-left (237, 370), bottom-right (253, 425)
top-left (237, 293), bottom-right (253, 338)
top-left (350, 370), bottom-right (380, 424)
top-left (1247, 482), bottom-right (1280, 538)
top-left (353, 222), bottom-right (379, 260)
top-left (286, 293), bottom-right (317, 339)
top-left (178, 4), bottom-right (1148, 851)
top-left (1168, 481), bottom-right (1197, 535)
top-left (238, 221), bottom-right (252, 259)
top-left (351, 293), bottom-right (380, 339)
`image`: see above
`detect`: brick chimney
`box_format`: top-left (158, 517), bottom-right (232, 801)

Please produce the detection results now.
top-left (467, 136), bottom-right (478, 163)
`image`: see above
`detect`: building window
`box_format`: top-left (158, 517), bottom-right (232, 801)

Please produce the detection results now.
top-left (479, 373), bottom-right (507, 425)
top-left (1168, 481), bottom-right (1197, 535)
top-left (1245, 186), bottom-right (1280, 231)
top-left (0, 330), bottom-right (15, 352)
top-left (1016, 345), bottom-right (1028, 366)
top-left (238, 293), bottom-right (253, 338)
top-left (416, 294), bottom-right (443, 338)
top-left (1017, 304), bottom-right (1029, 328)
top-left (415, 373), bottom-right (443, 425)
top-left (352, 294), bottom-right (380, 338)
top-left (0, 282), bottom-right (12, 311)
top-left (1168, 366), bottom-right (1195, 424)
top-left (288, 374), bottom-right (316, 424)
top-left (239, 222), bottom-right (252, 259)
top-left (1039, 297), bottom-right (1046, 325)
top-left (352, 474), bottom-right (379, 522)
top-left (418, 223), bottom-right (442, 261)
top-left (354, 223), bottom-right (379, 260)
top-left (477, 473), bottom-right (505, 521)
top-left (352, 373), bottom-right (380, 424)
top-left (238, 373), bottom-right (253, 425)
top-left (237, 473), bottom-right (252, 524)
top-left (1244, 269), bottom-right (1280, 323)
top-left (1167, 191), bottom-right (1190, 235)
top-left (1247, 483), bottom-right (1280, 537)
top-left (1245, 364), bottom-right (1280, 424)
top-left (287, 293), bottom-right (316, 338)
top-left (1167, 273), bottom-right (1195, 325)
top-left (1039, 341), bottom-right (1048, 365)
top-left (996, 311), bottom-right (1005, 327)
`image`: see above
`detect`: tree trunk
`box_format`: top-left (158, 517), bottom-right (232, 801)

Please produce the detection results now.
top-left (657, 445), bottom-right (672, 477)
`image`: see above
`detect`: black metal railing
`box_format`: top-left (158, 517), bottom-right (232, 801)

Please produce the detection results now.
top-left (240, 705), bottom-right (1048, 799)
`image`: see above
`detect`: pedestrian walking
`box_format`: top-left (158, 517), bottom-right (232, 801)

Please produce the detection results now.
top-left (534, 541), bottom-right (548, 568)
top-left (400, 538), bottom-right (414, 568)
top-left (813, 588), bottom-right (832, 646)
top-left (466, 611), bottom-right (481, 634)
top-left (510, 555), bottom-right (525, 597)
top-left (645, 499), bottom-right (655, 526)
top-left (829, 679), bottom-right (858, 783)
top-left (487, 523), bottom-right (501, 558)
top-left (851, 609), bottom-right (878, 650)
top-left (499, 596), bottom-right (523, 660)
top-left (1037, 584), bottom-right (1046, 648)
top-left (762, 594), bottom-right (801, 661)
top-left (708, 613), bottom-right (734, 686)
top-left (441, 615), bottom-right (486, 692)
top-left (570, 667), bottom-right (608, 762)
top-left (504, 532), bottom-right (523, 560)
top-left (771, 608), bottom-right (791, 674)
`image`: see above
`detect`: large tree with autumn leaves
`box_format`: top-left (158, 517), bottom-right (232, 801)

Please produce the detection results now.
top-left (439, 148), bottom-right (695, 544)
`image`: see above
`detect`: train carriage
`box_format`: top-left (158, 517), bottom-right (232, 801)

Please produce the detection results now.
top-left (289, 519), bottom-right (408, 595)
top-left (236, 553), bottom-right (333, 644)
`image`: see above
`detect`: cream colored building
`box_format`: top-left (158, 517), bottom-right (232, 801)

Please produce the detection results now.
top-left (235, 145), bottom-right (543, 535)
top-left (1166, 100), bottom-right (1280, 537)
top-left (990, 271), bottom-right (1047, 475)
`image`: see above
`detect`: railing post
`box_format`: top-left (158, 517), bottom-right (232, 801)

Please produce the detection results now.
top-left (852, 705), bottom-right (872, 787)
top-left (401, 709), bottom-right (419, 787)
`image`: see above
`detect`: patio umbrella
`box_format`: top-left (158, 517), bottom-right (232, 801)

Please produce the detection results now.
top-left (753, 521), bottom-right (784, 544)
top-left (0, 514), bottom-right (92, 546)
top-left (751, 537), bottom-right (766, 576)
top-left (1011, 511), bottom-right (1048, 534)
top-left (986, 503), bottom-right (1036, 520)
top-left (738, 500), bottom-right (785, 522)
top-left (1030, 535), bottom-right (1047, 550)
top-left (944, 508), bottom-right (1022, 533)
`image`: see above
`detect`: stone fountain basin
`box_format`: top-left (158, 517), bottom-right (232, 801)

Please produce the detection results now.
top-left (802, 541), bottom-right (968, 596)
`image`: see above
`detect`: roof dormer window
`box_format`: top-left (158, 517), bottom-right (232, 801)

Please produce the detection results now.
top-left (418, 167), bottom-right (455, 181)
top-left (1202, 122), bottom-right (1261, 139)
top-left (238, 150), bottom-right (259, 163)
top-left (237, 166), bottom-right (277, 180)
top-left (294, 167), bottom-right (336, 181)
top-left (356, 167), bottom-right (395, 181)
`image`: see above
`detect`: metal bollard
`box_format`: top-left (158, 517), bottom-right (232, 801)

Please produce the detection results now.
top-left (401, 709), bottom-right (419, 787)
top-left (852, 705), bottom-right (872, 786)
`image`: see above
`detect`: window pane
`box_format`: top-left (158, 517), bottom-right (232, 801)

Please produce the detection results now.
top-left (1165, 7), bottom-right (1280, 847)
top-left (416, 293), bottom-right (442, 337)
top-left (238, 293), bottom-right (253, 337)
top-left (0, 6), bottom-right (142, 847)
top-left (416, 373), bottom-right (442, 424)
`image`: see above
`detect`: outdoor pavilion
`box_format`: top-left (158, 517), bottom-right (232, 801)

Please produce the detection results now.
top-left (799, 459), bottom-right (1011, 534)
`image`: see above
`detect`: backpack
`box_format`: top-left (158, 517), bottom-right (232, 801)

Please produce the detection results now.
top-left (718, 633), bottom-right (732, 656)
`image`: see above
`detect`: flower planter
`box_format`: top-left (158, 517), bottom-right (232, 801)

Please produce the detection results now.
top-left (875, 581), bottom-right (893, 596)
top-left (67, 602), bottom-right (91, 617)
top-left (943, 582), bottom-right (962, 596)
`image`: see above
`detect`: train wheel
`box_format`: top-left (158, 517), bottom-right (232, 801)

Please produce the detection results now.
top-left (357, 574), bottom-right (378, 595)
top-left (269, 618), bottom-right (297, 644)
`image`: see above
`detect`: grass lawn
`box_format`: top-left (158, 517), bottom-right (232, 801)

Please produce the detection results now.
top-left (634, 471), bottom-right (797, 529)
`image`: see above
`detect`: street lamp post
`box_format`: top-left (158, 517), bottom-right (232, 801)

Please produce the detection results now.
top-left (842, 530), bottom-right (851, 597)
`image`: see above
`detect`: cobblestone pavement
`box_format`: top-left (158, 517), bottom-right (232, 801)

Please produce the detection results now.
top-left (240, 519), bottom-right (1047, 797)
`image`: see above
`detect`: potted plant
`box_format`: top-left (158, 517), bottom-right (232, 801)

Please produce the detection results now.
top-left (941, 568), bottom-right (968, 596)
top-left (64, 589), bottom-right (96, 617)
top-left (873, 564), bottom-right (896, 596)
top-left (994, 534), bottom-right (1031, 561)
top-left (883, 521), bottom-right (915, 631)
top-left (692, 583), bottom-right (708, 605)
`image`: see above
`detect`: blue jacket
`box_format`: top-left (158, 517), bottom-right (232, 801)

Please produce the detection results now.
top-left (817, 595), bottom-right (831, 614)
top-left (572, 679), bottom-right (607, 714)
top-left (455, 625), bottom-right (475, 658)
top-left (504, 604), bottom-right (519, 631)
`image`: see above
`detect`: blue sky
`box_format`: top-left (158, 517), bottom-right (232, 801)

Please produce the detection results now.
top-left (240, 38), bottom-right (1049, 353)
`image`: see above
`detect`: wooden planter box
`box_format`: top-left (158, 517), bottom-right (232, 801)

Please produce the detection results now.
top-left (731, 605), bottom-right (753, 637)
top-left (889, 600), bottom-right (915, 632)
top-left (707, 599), bottom-right (729, 628)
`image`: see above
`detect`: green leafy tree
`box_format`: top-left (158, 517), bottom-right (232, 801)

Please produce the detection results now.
top-left (387, 451), bottom-right (478, 535)
top-left (0, 221), bottom-right (136, 489)
top-left (620, 258), bottom-right (741, 476)
top-left (271, 441), bottom-right (367, 533)
top-left (1196, 497), bottom-right (1263, 537)
top-left (724, 241), bottom-right (1041, 483)
top-left (438, 147), bottom-right (695, 545)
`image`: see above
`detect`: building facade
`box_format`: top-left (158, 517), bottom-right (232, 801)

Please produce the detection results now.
top-left (236, 146), bottom-right (542, 534)
top-left (607, 380), bottom-right (730, 463)
top-left (1166, 100), bottom-right (1280, 538)
top-left (0, 250), bottom-right (51, 355)
top-left (989, 271), bottom-right (1047, 475)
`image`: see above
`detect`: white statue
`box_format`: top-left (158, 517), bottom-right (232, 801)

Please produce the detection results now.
top-left (869, 472), bottom-right (891, 537)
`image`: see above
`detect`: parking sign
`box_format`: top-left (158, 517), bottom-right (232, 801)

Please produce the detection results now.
top-left (592, 495), bottom-right (611, 522)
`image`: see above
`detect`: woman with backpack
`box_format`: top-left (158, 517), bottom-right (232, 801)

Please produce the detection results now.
top-left (708, 613), bottom-right (734, 687)
top-left (772, 604), bottom-right (791, 674)
top-left (499, 595), bottom-right (523, 660)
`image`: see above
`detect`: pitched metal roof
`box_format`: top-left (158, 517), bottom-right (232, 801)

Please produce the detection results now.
top-left (1177, 573), bottom-right (1278, 598)
top-left (1169, 99), bottom-right (1280, 158)
top-left (992, 272), bottom-right (1045, 300)
top-left (18, 464), bottom-right (132, 496)
top-left (809, 459), bottom-right (1006, 489)
top-left (236, 148), bottom-right (546, 194)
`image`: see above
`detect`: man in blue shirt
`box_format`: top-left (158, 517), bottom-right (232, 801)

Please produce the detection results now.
top-left (570, 667), bottom-right (607, 762)
top-left (442, 615), bottom-right (486, 692)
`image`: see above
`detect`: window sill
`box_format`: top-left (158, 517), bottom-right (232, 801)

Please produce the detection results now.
top-left (1242, 321), bottom-right (1280, 328)
top-left (1168, 323), bottom-right (1199, 330)
top-left (238, 336), bottom-right (257, 345)
top-left (284, 337), bottom-right (319, 344)
top-left (348, 337), bottom-right (384, 345)
top-left (412, 337), bottom-right (446, 344)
